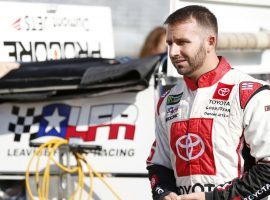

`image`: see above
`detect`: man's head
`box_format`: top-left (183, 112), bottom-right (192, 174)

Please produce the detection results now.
top-left (165, 5), bottom-right (218, 38)
top-left (164, 5), bottom-right (219, 79)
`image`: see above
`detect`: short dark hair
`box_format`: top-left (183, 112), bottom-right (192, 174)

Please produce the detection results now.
top-left (164, 5), bottom-right (218, 36)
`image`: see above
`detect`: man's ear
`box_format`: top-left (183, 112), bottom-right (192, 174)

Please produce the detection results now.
top-left (206, 35), bottom-right (217, 53)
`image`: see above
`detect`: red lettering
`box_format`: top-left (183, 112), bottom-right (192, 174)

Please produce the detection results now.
top-left (66, 123), bottom-right (135, 141)
top-left (65, 126), bottom-right (88, 141)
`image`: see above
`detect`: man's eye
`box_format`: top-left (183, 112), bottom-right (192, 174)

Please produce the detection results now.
top-left (166, 41), bottom-right (172, 46)
top-left (177, 41), bottom-right (186, 45)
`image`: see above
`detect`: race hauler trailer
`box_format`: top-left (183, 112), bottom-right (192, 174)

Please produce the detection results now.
top-left (0, 1), bottom-right (156, 199)
top-left (0, 0), bottom-right (270, 200)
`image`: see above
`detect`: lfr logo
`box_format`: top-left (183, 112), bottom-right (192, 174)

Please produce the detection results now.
top-left (66, 103), bottom-right (138, 141)
top-left (170, 118), bottom-right (216, 176)
top-left (176, 133), bottom-right (205, 161)
top-left (9, 103), bottom-right (138, 142)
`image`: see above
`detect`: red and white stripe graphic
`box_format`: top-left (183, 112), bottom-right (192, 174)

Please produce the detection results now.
top-left (12, 18), bottom-right (21, 30)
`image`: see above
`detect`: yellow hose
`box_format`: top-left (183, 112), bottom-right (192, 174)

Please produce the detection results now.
top-left (25, 138), bottom-right (122, 200)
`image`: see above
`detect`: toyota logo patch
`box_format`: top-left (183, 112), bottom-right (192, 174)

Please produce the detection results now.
top-left (218, 88), bottom-right (230, 96)
top-left (213, 82), bottom-right (235, 100)
top-left (170, 119), bottom-right (216, 176)
top-left (176, 133), bottom-right (205, 161)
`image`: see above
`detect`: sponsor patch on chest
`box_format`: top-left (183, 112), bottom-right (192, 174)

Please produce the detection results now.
top-left (204, 99), bottom-right (231, 118)
top-left (212, 82), bottom-right (234, 100)
top-left (167, 93), bottom-right (183, 105)
top-left (203, 82), bottom-right (234, 118)
top-left (166, 104), bottom-right (180, 121)
top-left (166, 93), bottom-right (183, 121)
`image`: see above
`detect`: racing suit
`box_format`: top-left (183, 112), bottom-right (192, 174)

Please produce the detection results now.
top-left (146, 56), bottom-right (270, 200)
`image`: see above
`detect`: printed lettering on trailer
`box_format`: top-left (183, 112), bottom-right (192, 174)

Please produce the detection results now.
top-left (0, 2), bottom-right (114, 61)
top-left (4, 41), bottom-right (102, 61)
top-left (7, 147), bottom-right (135, 158)
top-left (88, 148), bottom-right (135, 157)
top-left (12, 16), bottom-right (90, 32)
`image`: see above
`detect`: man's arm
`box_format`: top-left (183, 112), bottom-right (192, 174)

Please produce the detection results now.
top-left (205, 163), bottom-right (270, 200)
top-left (146, 90), bottom-right (178, 200)
top-left (147, 164), bottom-right (178, 200)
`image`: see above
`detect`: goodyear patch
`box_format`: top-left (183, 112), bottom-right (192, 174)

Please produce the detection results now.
top-left (167, 93), bottom-right (183, 105)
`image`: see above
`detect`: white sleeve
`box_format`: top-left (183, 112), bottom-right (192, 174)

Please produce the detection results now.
top-left (243, 89), bottom-right (270, 162)
top-left (147, 101), bottom-right (172, 169)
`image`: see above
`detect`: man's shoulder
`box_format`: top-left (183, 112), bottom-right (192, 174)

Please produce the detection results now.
top-left (227, 69), bottom-right (268, 85)
top-left (228, 69), bottom-right (270, 109)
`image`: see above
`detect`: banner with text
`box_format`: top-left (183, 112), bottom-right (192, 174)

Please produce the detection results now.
top-left (0, 1), bottom-right (115, 62)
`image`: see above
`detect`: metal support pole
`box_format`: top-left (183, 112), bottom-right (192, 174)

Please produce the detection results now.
top-left (58, 145), bottom-right (73, 200)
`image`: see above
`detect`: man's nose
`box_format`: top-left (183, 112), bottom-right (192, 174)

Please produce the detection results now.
top-left (169, 43), bottom-right (180, 58)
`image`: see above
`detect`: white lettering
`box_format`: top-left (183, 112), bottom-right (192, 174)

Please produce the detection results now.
top-left (4, 41), bottom-right (101, 62)
top-left (244, 183), bottom-right (270, 200)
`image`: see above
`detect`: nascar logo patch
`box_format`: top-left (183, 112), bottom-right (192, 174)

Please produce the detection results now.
top-left (167, 93), bottom-right (183, 105)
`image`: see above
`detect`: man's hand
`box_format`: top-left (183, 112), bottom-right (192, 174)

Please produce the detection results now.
top-left (162, 192), bottom-right (181, 200)
top-left (178, 192), bottom-right (205, 200)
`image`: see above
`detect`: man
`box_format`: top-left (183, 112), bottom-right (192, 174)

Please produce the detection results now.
top-left (146, 5), bottom-right (270, 200)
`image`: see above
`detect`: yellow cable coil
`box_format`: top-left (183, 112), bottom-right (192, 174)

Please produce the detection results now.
top-left (25, 138), bottom-right (122, 200)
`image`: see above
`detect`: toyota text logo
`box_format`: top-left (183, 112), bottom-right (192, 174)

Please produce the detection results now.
top-left (176, 133), bottom-right (205, 161)
top-left (218, 88), bottom-right (230, 96)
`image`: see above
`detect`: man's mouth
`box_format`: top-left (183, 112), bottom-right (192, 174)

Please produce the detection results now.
top-left (174, 59), bottom-right (186, 64)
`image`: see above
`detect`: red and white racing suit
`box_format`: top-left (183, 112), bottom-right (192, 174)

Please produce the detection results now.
top-left (147, 57), bottom-right (270, 200)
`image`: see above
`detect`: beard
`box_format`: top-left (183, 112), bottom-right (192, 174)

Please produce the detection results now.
top-left (187, 43), bottom-right (207, 71)
top-left (174, 43), bottom-right (207, 76)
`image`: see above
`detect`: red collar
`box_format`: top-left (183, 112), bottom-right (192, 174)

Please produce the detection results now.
top-left (184, 56), bottom-right (231, 91)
